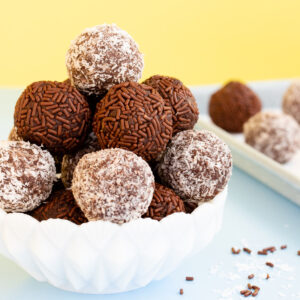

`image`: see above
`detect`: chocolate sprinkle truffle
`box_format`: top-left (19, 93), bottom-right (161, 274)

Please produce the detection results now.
top-left (14, 81), bottom-right (91, 154)
top-left (66, 24), bottom-right (144, 96)
top-left (244, 111), bottom-right (300, 163)
top-left (143, 75), bottom-right (199, 135)
top-left (29, 189), bottom-right (87, 225)
top-left (158, 130), bottom-right (232, 204)
top-left (72, 148), bottom-right (154, 224)
top-left (209, 81), bottom-right (262, 133)
top-left (282, 81), bottom-right (300, 124)
top-left (93, 81), bottom-right (173, 162)
top-left (143, 183), bottom-right (185, 221)
top-left (61, 132), bottom-right (100, 188)
top-left (0, 141), bottom-right (56, 213)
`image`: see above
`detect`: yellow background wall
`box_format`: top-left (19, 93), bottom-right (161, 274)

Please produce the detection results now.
top-left (1, 0), bottom-right (300, 87)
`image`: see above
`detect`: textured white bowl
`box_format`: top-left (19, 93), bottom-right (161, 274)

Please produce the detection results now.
top-left (0, 187), bottom-right (227, 294)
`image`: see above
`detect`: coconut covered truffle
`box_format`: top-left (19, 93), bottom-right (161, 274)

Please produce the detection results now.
top-left (72, 148), bottom-right (154, 224)
top-left (0, 141), bottom-right (56, 213)
top-left (29, 188), bottom-right (87, 225)
top-left (93, 82), bottom-right (173, 162)
top-left (14, 81), bottom-right (91, 154)
top-left (66, 24), bottom-right (144, 96)
top-left (244, 111), bottom-right (300, 163)
top-left (158, 130), bottom-right (232, 204)
top-left (143, 75), bottom-right (199, 135)
top-left (209, 81), bottom-right (262, 133)
top-left (282, 81), bottom-right (300, 124)
top-left (61, 132), bottom-right (100, 188)
top-left (8, 126), bottom-right (23, 141)
top-left (143, 183), bottom-right (185, 221)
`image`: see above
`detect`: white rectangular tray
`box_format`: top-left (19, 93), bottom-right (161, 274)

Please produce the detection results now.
top-left (190, 80), bottom-right (300, 205)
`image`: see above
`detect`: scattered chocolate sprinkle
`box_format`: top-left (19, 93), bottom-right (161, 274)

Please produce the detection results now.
top-left (280, 245), bottom-right (287, 250)
top-left (179, 288), bottom-right (184, 295)
top-left (185, 276), bottom-right (194, 281)
top-left (244, 290), bottom-right (252, 297)
top-left (232, 247), bottom-right (241, 254)
top-left (263, 246), bottom-right (276, 253)
top-left (248, 274), bottom-right (254, 279)
top-left (240, 290), bottom-right (249, 295)
top-left (251, 285), bottom-right (260, 291)
top-left (257, 250), bottom-right (268, 255)
top-left (252, 289), bottom-right (259, 297)
top-left (247, 283), bottom-right (252, 289)
top-left (266, 273), bottom-right (270, 280)
top-left (266, 262), bottom-right (274, 268)
top-left (243, 247), bottom-right (252, 254)
top-left (297, 250), bottom-right (300, 256)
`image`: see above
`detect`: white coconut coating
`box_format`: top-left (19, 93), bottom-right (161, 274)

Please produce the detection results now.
top-left (8, 126), bottom-right (23, 141)
top-left (244, 111), bottom-right (300, 164)
top-left (283, 80), bottom-right (300, 124)
top-left (72, 148), bottom-right (154, 224)
top-left (0, 141), bottom-right (56, 213)
top-left (66, 24), bottom-right (144, 96)
top-left (158, 130), bottom-right (232, 204)
top-left (61, 132), bottom-right (100, 188)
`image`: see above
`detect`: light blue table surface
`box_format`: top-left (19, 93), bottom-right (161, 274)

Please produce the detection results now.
top-left (0, 89), bottom-right (299, 300)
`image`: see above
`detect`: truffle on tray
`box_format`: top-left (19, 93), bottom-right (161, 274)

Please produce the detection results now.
top-left (66, 24), bottom-right (144, 96)
top-left (72, 148), bottom-right (155, 224)
top-left (93, 81), bottom-right (173, 162)
top-left (143, 75), bottom-right (199, 135)
top-left (14, 81), bottom-right (91, 154)
top-left (158, 130), bottom-right (232, 205)
top-left (0, 141), bottom-right (56, 213)
top-left (209, 81), bottom-right (262, 133)
top-left (282, 80), bottom-right (300, 124)
top-left (243, 111), bottom-right (300, 163)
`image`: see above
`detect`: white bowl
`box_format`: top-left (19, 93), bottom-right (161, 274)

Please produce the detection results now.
top-left (0, 187), bottom-right (227, 294)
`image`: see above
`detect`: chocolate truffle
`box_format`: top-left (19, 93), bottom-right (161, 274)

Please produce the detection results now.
top-left (8, 126), bottom-right (23, 141)
top-left (61, 132), bottom-right (100, 188)
top-left (282, 81), bottom-right (300, 124)
top-left (0, 141), bottom-right (56, 213)
top-left (209, 81), bottom-right (262, 133)
top-left (29, 189), bottom-right (87, 225)
top-left (244, 111), bottom-right (300, 163)
top-left (72, 148), bottom-right (154, 224)
top-left (93, 82), bottom-right (173, 162)
top-left (66, 24), bottom-right (144, 96)
top-left (158, 130), bottom-right (232, 204)
top-left (143, 75), bottom-right (199, 135)
top-left (143, 183), bottom-right (185, 221)
top-left (14, 81), bottom-right (91, 154)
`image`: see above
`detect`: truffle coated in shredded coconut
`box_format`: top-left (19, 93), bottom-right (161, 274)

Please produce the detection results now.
top-left (158, 130), bottom-right (232, 203)
top-left (61, 132), bottom-right (100, 188)
top-left (8, 126), bottom-right (23, 142)
top-left (282, 81), bottom-right (300, 124)
top-left (0, 141), bottom-right (56, 212)
top-left (243, 111), bottom-right (300, 164)
top-left (72, 148), bottom-right (154, 224)
top-left (66, 24), bottom-right (144, 96)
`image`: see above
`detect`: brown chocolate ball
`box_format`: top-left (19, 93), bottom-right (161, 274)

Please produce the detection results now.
top-left (143, 183), bottom-right (185, 221)
top-left (143, 75), bottom-right (199, 135)
top-left (14, 81), bottom-right (91, 154)
top-left (209, 81), bottom-right (262, 133)
top-left (93, 81), bottom-right (173, 162)
top-left (61, 132), bottom-right (100, 188)
top-left (28, 188), bottom-right (87, 225)
top-left (244, 111), bottom-right (300, 163)
top-left (158, 130), bottom-right (232, 204)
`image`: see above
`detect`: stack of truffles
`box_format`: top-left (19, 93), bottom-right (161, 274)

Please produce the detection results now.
top-left (0, 24), bottom-right (232, 225)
